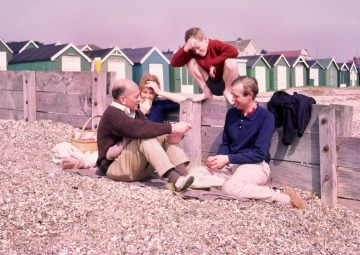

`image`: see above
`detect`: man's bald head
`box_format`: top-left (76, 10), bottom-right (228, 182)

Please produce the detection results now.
top-left (112, 79), bottom-right (138, 100)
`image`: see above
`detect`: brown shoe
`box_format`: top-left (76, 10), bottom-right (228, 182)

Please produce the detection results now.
top-left (283, 188), bottom-right (307, 209)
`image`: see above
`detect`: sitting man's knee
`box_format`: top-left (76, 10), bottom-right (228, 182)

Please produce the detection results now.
top-left (222, 179), bottom-right (245, 196)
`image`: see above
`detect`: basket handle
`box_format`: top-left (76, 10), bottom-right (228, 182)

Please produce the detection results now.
top-left (78, 115), bottom-right (102, 137)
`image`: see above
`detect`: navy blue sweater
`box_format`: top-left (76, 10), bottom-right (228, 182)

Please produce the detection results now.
top-left (146, 99), bottom-right (179, 123)
top-left (218, 105), bottom-right (275, 164)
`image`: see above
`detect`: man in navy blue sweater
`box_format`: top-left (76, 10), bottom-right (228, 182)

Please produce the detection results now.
top-left (206, 76), bottom-right (307, 209)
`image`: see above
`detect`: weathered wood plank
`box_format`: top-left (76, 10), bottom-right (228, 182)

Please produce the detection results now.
top-left (179, 100), bottom-right (202, 168)
top-left (23, 71), bottom-right (36, 122)
top-left (36, 112), bottom-right (90, 128)
top-left (0, 70), bottom-right (24, 90)
top-left (0, 109), bottom-right (24, 120)
top-left (337, 166), bottom-right (360, 200)
top-left (337, 137), bottom-right (360, 169)
top-left (36, 92), bottom-right (92, 116)
top-left (91, 72), bottom-right (107, 126)
top-left (0, 91), bottom-right (24, 109)
top-left (35, 71), bottom-right (93, 94)
top-left (338, 198), bottom-right (360, 214)
top-left (201, 126), bottom-right (320, 164)
top-left (319, 106), bottom-right (337, 206)
top-left (333, 104), bottom-right (353, 137)
top-left (268, 160), bottom-right (321, 196)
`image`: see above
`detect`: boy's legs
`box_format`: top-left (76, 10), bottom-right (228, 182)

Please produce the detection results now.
top-left (186, 58), bottom-right (212, 102)
top-left (223, 58), bottom-right (240, 105)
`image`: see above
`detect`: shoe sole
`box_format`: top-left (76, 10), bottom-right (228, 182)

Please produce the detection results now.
top-left (284, 188), bottom-right (307, 210)
top-left (175, 176), bottom-right (194, 192)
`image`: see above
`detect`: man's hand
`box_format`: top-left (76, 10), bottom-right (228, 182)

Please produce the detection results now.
top-left (209, 66), bottom-right (216, 78)
top-left (171, 122), bottom-right (192, 134)
top-left (184, 36), bottom-right (197, 52)
top-left (206, 155), bottom-right (229, 170)
top-left (166, 132), bottom-right (183, 144)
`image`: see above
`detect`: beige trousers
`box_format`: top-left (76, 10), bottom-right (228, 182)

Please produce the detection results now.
top-left (213, 162), bottom-right (290, 204)
top-left (107, 135), bottom-right (189, 182)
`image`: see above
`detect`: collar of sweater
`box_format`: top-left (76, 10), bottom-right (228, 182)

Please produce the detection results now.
top-left (111, 101), bottom-right (135, 118)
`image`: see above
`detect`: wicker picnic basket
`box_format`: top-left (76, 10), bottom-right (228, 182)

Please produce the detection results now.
top-left (70, 115), bottom-right (101, 153)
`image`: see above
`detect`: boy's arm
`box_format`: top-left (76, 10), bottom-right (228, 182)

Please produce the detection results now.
top-left (170, 47), bottom-right (194, 67)
top-left (210, 40), bottom-right (239, 67)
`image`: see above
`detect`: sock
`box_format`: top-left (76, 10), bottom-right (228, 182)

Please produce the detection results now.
top-left (164, 168), bottom-right (180, 184)
top-left (175, 163), bottom-right (189, 176)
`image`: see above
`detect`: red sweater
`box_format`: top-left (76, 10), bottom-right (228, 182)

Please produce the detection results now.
top-left (171, 39), bottom-right (239, 81)
top-left (96, 106), bottom-right (172, 173)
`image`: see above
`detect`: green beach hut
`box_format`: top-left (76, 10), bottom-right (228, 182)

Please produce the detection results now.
top-left (8, 43), bottom-right (91, 71)
top-left (237, 55), bottom-right (271, 92)
top-left (286, 56), bottom-right (309, 87)
top-left (316, 58), bottom-right (339, 87)
top-left (84, 47), bottom-right (133, 81)
top-left (263, 53), bottom-right (290, 91)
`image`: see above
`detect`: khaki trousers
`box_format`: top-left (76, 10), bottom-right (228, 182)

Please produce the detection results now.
top-left (213, 162), bottom-right (290, 204)
top-left (107, 135), bottom-right (189, 182)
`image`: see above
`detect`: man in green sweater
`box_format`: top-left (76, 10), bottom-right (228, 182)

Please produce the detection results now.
top-left (96, 79), bottom-right (194, 192)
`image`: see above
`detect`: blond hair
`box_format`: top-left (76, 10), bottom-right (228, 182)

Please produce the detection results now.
top-left (139, 73), bottom-right (160, 92)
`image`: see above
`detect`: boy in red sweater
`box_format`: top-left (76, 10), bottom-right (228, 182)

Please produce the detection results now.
top-left (171, 27), bottom-right (239, 104)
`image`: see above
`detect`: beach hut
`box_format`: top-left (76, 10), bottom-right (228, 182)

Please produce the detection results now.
top-left (306, 60), bottom-right (324, 87)
top-left (8, 43), bottom-right (91, 71)
top-left (286, 56), bottom-right (309, 87)
top-left (224, 37), bottom-right (259, 56)
top-left (162, 50), bottom-right (197, 94)
top-left (263, 54), bottom-right (290, 91)
top-left (6, 40), bottom-right (39, 57)
top-left (337, 62), bottom-right (350, 87)
top-left (317, 58), bottom-right (339, 87)
top-left (84, 47), bottom-right (133, 81)
top-left (121, 47), bottom-right (170, 91)
top-left (237, 55), bottom-right (271, 92)
top-left (346, 61), bottom-right (358, 87)
top-left (0, 38), bottom-right (13, 70)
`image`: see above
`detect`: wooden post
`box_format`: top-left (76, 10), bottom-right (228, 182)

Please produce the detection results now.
top-left (23, 71), bottom-right (36, 122)
top-left (91, 72), bottom-right (107, 128)
top-left (319, 106), bottom-right (337, 206)
top-left (179, 99), bottom-right (202, 168)
top-left (333, 104), bottom-right (353, 137)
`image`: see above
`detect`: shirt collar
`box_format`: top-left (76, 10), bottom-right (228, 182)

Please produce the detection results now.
top-left (242, 102), bottom-right (258, 116)
top-left (111, 101), bottom-right (136, 118)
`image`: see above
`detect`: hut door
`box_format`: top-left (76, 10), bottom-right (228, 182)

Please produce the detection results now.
top-left (108, 60), bottom-right (125, 81)
top-left (255, 66), bottom-right (266, 92)
top-left (295, 65), bottom-right (304, 87)
top-left (310, 68), bottom-right (319, 86)
top-left (277, 66), bottom-right (287, 90)
top-left (0, 52), bottom-right (6, 70)
top-left (149, 64), bottom-right (164, 90)
top-left (62, 56), bottom-right (81, 71)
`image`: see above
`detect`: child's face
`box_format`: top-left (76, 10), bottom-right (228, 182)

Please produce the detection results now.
top-left (192, 37), bottom-right (208, 57)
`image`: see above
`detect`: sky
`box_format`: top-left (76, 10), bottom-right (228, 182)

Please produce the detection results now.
top-left (1, 0), bottom-right (360, 62)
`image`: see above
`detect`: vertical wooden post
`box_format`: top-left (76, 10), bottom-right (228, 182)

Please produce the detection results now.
top-left (319, 106), bottom-right (337, 206)
top-left (23, 71), bottom-right (36, 122)
top-left (179, 99), bottom-right (202, 169)
top-left (91, 72), bottom-right (107, 128)
top-left (333, 104), bottom-right (353, 137)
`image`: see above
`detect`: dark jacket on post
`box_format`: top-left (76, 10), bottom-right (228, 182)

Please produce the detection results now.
top-left (267, 91), bottom-right (316, 145)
